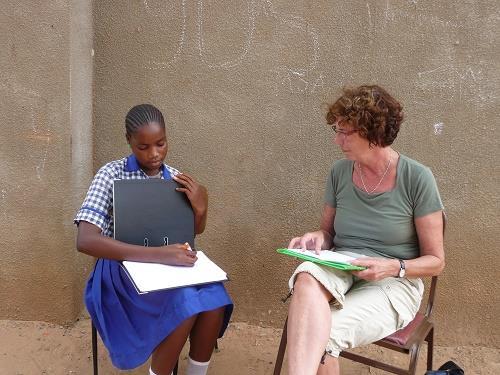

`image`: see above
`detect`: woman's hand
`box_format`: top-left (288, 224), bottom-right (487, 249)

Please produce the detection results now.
top-left (288, 230), bottom-right (332, 254)
top-left (173, 173), bottom-right (208, 215)
top-left (350, 257), bottom-right (400, 281)
top-left (159, 243), bottom-right (198, 266)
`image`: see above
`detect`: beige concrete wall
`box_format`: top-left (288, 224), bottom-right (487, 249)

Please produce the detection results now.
top-left (0, 1), bottom-right (94, 323)
top-left (93, 1), bottom-right (499, 347)
top-left (1, 0), bottom-right (498, 349)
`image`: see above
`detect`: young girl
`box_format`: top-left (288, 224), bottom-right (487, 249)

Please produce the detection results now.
top-left (75, 104), bottom-right (233, 375)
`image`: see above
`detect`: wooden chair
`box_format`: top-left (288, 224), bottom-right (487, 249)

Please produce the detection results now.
top-left (91, 321), bottom-right (179, 375)
top-left (338, 275), bottom-right (437, 374)
top-left (273, 214), bottom-right (446, 375)
top-left (273, 276), bottom-right (437, 375)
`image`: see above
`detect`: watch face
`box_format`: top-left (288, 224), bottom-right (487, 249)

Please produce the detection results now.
top-left (398, 260), bottom-right (406, 277)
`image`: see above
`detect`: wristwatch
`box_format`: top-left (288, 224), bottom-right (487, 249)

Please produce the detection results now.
top-left (398, 259), bottom-right (406, 278)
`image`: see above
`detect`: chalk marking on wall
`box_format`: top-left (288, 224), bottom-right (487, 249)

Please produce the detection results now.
top-left (262, 0), bottom-right (322, 94)
top-left (366, 3), bottom-right (373, 28)
top-left (262, 0), bottom-right (320, 73)
top-left (271, 68), bottom-right (325, 95)
top-left (288, 70), bottom-right (307, 93)
top-left (1, 79), bottom-right (51, 180)
top-left (33, 129), bottom-right (51, 180)
top-left (433, 122), bottom-right (444, 135)
top-left (383, 5), bottom-right (462, 29)
top-left (197, 0), bottom-right (256, 69)
top-left (310, 73), bottom-right (325, 93)
top-left (417, 63), bottom-right (495, 106)
top-left (384, 0), bottom-right (394, 22)
top-left (143, 0), bottom-right (323, 95)
top-left (417, 65), bottom-right (447, 78)
top-left (144, 0), bottom-right (187, 69)
top-left (0, 189), bottom-right (6, 219)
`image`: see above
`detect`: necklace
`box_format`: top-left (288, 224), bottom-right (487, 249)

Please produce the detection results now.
top-left (358, 156), bottom-right (392, 194)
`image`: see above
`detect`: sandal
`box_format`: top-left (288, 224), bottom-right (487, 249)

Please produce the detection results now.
top-left (424, 360), bottom-right (464, 375)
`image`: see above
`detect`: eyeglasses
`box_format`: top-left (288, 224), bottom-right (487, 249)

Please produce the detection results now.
top-left (331, 124), bottom-right (358, 137)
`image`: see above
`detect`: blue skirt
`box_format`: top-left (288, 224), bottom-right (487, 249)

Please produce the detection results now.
top-left (85, 259), bottom-right (233, 370)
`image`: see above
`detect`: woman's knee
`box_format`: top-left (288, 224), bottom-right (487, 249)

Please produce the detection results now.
top-left (293, 272), bottom-right (332, 301)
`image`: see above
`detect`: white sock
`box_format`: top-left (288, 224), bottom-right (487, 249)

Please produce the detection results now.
top-left (149, 367), bottom-right (173, 375)
top-left (186, 356), bottom-right (210, 375)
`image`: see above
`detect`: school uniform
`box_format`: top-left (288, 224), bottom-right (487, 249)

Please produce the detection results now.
top-left (74, 154), bottom-right (233, 370)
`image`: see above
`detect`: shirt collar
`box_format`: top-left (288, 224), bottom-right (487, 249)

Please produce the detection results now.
top-left (124, 154), bottom-right (172, 180)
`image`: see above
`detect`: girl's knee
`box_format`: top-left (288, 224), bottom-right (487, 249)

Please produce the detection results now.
top-left (198, 306), bottom-right (225, 320)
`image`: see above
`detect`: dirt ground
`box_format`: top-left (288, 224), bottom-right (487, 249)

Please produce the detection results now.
top-left (0, 317), bottom-right (498, 375)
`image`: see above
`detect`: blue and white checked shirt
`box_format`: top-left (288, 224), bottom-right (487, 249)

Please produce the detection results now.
top-left (74, 154), bottom-right (180, 237)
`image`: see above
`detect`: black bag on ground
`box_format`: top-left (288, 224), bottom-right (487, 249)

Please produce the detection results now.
top-left (424, 360), bottom-right (464, 375)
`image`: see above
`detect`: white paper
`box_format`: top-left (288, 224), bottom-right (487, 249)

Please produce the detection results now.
top-left (285, 248), bottom-right (360, 263)
top-left (122, 251), bottom-right (227, 293)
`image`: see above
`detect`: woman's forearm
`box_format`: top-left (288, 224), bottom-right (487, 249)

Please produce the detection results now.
top-left (403, 254), bottom-right (445, 278)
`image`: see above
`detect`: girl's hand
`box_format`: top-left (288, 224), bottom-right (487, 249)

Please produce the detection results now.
top-left (173, 173), bottom-right (208, 215)
top-left (160, 243), bottom-right (198, 266)
top-left (350, 257), bottom-right (400, 281)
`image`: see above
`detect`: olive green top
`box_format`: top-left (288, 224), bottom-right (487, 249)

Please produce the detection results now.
top-left (324, 154), bottom-right (444, 260)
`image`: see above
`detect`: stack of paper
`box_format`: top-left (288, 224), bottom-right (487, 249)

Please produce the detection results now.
top-left (277, 248), bottom-right (366, 271)
top-left (122, 251), bottom-right (228, 294)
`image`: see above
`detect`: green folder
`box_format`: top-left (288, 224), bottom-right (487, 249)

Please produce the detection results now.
top-left (277, 248), bottom-right (366, 271)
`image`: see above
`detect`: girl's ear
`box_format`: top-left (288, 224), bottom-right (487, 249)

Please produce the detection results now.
top-left (126, 133), bottom-right (131, 145)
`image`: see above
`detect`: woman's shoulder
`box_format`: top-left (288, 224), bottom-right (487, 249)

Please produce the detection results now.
top-left (331, 158), bottom-right (352, 173)
top-left (399, 154), bottom-right (430, 172)
top-left (330, 158), bottom-right (351, 168)
top-left (398, 154), bottom-right (436, 182)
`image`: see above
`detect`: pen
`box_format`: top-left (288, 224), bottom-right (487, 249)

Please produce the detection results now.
top-left (184, 242), bottom-right (193, 251)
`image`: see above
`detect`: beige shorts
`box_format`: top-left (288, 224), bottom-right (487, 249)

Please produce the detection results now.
top-left (288, 261), bottom-right (424, 357)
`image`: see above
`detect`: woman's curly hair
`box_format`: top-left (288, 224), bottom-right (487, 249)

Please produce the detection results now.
top-left (326, 85), bottom-right (404, 147)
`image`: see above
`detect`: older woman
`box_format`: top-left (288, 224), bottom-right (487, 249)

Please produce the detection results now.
top-left (286, 85), bottom-right (444, 375)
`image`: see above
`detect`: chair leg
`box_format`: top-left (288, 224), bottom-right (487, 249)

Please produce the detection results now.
top-left (91, 321), bottom-right (98, 375)
top-left (426, 327), bottom-right (434, 371)
top-left (273, 318), bottom-right (288, 375)
top-left (408, 343), bottom-right (422, 375)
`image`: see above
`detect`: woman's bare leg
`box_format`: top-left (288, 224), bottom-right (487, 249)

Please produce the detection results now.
top-left (317, 355), bottom-right (340, 375)
top-left (287, 273), bottom-right (333, 375)
top-left (189, 306), bottom-right (225, 361)
top-left (151, 315), bottom-right (197, 375)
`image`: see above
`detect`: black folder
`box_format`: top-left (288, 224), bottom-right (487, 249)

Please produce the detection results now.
top-left (113, 179), bottom-right (195, 248)
top-left (113, 179), bottom-right (227, 294)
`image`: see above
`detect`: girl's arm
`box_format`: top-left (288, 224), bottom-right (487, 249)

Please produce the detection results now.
top-left (76, 221), bottom-right (198, 266)
top-left (173, 173), bottom-right (208, 234)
